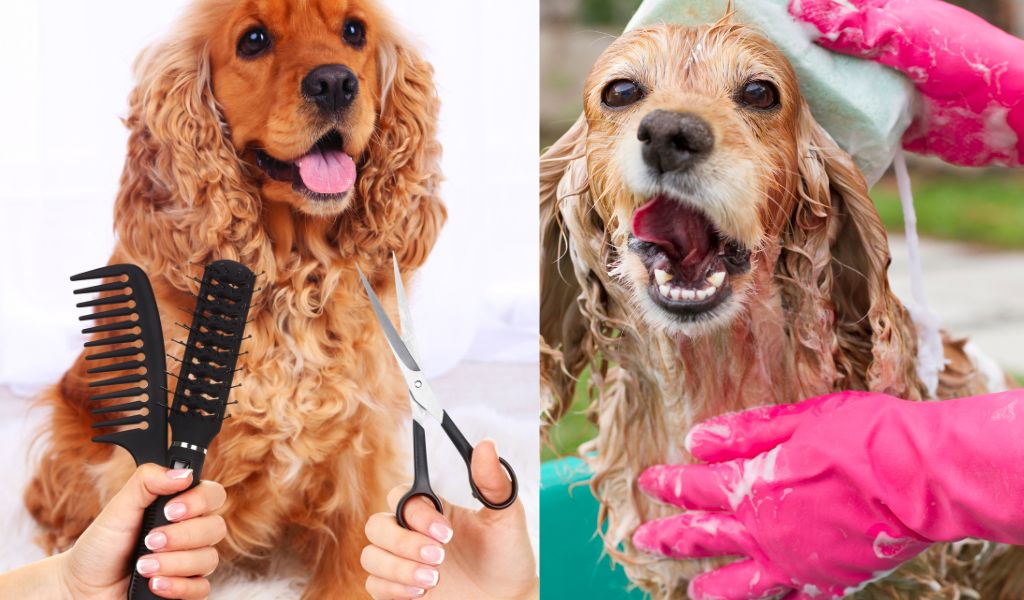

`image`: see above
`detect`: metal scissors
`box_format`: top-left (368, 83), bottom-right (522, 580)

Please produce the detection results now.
top-left (357, 256), bottom-right (519, 528)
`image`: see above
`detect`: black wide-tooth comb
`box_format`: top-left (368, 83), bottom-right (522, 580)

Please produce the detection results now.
top-left (128, 259), bottom-right (255, 600)
top-left (72, 264), bottom-right (168, 467)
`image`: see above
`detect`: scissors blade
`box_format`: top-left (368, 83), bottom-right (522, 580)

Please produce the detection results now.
top-left (357, 264), bottom-right (445, 423)
top-left (391, 253), bottom-right (421, 360)
top-left (356, 265), bottom-right (420, 372)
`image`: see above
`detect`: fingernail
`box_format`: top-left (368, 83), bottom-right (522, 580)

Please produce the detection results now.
top-left (419, 544), bottom-right (445, 565)
top-left (151, 577), bottom-right (170, 591)
top-left (428, 522), bottom-right (453, 543)
top-left (164, 502), bottom-right (187, 521)
top-left (406, 587), bottom-right (425, 596)
top-left (136, 558), bottom-right (159, 575)
top-left (167, 468), bottom-right (192, 480)
top-left (144, 531), bottom-right (167, 550)
top-left (414, 567), bottom-right (438, 587)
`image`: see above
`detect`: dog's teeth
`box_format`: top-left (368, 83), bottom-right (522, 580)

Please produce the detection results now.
top-left (654, 269), bottom-right (673, 285)
top-left (696, 288), bottom-right (712, 301)
top-left (659, 284), bottom-right (672, 297)
top-left (707, 271), bottom-right (726, 288)
top-left (670, 287), bottom-right (682, 301)
top-left (681, 288), bottom-right (696, 301)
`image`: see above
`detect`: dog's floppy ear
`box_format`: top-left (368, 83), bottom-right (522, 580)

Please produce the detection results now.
top-left (783, 105), bottom-right (924, 399)
top-left (344, 26), bottom-right (446, 271)
top-left (114, 20), bottom-right (268, 288)
top-left (541, 116), bottom-right (594, 430)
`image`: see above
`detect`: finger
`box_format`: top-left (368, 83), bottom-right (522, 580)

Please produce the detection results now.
top-left (365, 512), bottom-right (446, 565)
top-left (144, 515), bottom-right (227, 552)
top-left (685, 399), bottom-right (821, 463)
top-left (470, 439), bottom-right (515, 507)
top-left (637, 462), bottom-right (740, 511)
top-left (92, 465), bottom-right (193, 537)
top-left (365, 575), bottom-right (427, 599)
top-left (135, 547), bottom-right (219, 578)
top-left (160, 480), bottom-right (227, 522)
top-left (386, 486), bottom-right (453, 544)
top-left (632, 512), bottom-right (754, 559)
top-left (688, 560), bottom-right (789, 600)
top-left (360, 545), bottom-right (440, 591)
top-left (147, 575), bottom-right (211, 600)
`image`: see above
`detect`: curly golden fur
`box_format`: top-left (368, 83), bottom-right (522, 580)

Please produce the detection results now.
top-left (541, 21), bottom-right (1019, 599)
top-left (25, 0), bottom-right (445, 596)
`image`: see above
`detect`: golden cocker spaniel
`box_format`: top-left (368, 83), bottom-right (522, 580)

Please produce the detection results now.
top-left (26, 0), bottom-right (445, 596)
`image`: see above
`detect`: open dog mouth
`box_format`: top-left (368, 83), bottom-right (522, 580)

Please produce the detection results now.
top-left (253, 130), bottom-right (357, 199)
top-left (629, 195), bottom-right (751, 317)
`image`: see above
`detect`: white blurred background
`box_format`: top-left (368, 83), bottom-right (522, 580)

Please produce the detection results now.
top-left (0, 0), bottom-right (539, 582)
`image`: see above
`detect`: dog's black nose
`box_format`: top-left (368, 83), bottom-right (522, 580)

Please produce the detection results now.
top-left (302, 64), bottom-right (359, 114)
top-left (637, 110), bottom-right (714, 174)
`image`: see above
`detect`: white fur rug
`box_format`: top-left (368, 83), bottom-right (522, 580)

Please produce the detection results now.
top-left (1, 361), bottom-right (539, 598)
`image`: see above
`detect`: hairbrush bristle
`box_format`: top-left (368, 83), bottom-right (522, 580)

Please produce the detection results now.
top-left (167, 260), bottom-right (255, 448)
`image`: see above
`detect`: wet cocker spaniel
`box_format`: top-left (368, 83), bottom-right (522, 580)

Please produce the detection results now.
top-left (26, 0), bottom-right (444, 596)
top-left (541, 20), bottom-right (1021, 599)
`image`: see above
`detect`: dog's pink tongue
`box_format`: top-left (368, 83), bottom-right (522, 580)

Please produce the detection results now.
top-left (632, 196), bottom-right (714, 269)
top-left (294, 147), bottom-right (356, 195)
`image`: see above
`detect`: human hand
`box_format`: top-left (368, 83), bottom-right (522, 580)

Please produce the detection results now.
top-left (362, 440), bottom-right (537, 599)
top-left (60, 463), bottom-right (227, 600)
top-left (790, 0), bottom-right (1024, 166)
top-left (633, 392), bottom-right (938, 600)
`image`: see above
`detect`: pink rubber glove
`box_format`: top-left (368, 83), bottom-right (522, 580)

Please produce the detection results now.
top-left (790, 0), bottom-right (1024, 166)
top-left (632, 390), bottom-right (1024, 600)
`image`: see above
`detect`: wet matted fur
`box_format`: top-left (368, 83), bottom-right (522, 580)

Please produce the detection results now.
top-left (540, 20), bottom-right (1022, 599)
top-left (24, 0), bottom-right (445, 597)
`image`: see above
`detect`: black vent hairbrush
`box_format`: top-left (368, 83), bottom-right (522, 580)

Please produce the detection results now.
top-left (72, 264), bottom-right (168, 467)
top-left (128, 259), bottom-right (256, 600)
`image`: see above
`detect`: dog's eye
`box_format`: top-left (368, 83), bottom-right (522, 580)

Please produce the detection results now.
top-left (738, 80), bottom-right (779, 110)
top-left (342, 19), bottom-right (366, 48)
top-left (237, 26), bottom-right (271, 58)
top-left (602, 79), bottom-right (644, 108)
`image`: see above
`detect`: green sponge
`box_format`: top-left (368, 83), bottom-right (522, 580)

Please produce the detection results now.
top-left (626, 0), bottom-right (916, 185)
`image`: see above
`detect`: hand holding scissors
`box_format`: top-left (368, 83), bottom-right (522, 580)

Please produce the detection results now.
top-left (357, 257), bottom-right (518, 528)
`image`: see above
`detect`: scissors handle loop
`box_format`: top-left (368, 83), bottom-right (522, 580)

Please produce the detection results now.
top-left (440, 412), bottom-right (519, 510)
top-left (396, 420), bottom-right (443, 529)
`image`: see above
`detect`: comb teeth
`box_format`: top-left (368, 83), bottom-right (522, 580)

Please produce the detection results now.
top-left (84, 333), bottom-right (140, 347)
top-left (86, 347), bottom-right (142, 361)
top-left (91, 414), bottom-right (147, 429)
top-left (89, 373), bottom-right (146, 387)
top-left (91, 400), bottom-right (148, 415)
top-left (89, 386), bottom-right (147, 402)
top-left (79, 306), bottom-right (135, 321)
top-left (76, 294), bottom-right (132, 308)
top-left (86, 360), bottom-right (145, 375)
top-left (73, 281), bottom-right (129, 295)
top-left (82, 320), bottom-right (138, 335)
top-left (73, 263), bottom-right (169, 468)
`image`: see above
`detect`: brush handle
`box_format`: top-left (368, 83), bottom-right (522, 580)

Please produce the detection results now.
top-left (128, 446), bottom-right (208, 600)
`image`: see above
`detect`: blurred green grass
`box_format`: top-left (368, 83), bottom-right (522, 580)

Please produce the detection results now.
top-left (872, 170), bottom-right (1024, 249)
top-left (542, 170), bottom-right (1024, 461)
top-left (542, 368), bottom-right (595, 462)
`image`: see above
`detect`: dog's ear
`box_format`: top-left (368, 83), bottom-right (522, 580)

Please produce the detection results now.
top-left (345, 28), bottom-right (446, 271)
top-left (114, 27), bottom-right (268, 288)
top-left (541, 117), bottom-right (594, 431)
top-left (783, 106), bottom-right (924, 398)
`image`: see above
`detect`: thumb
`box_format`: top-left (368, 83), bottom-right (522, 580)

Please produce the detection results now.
top-left (470, 439), bottom-right (515, 509)
top-left (685, 395), bottom-right (838, 462)
top-left (91, 464), bottom-right (194, 537)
